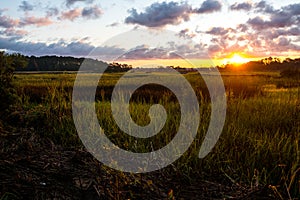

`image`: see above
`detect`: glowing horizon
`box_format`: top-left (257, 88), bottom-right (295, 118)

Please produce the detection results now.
top-left (115, 53), bottom-right (300, 68)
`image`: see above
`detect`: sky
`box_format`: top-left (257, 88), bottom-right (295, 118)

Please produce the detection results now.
top-left (0, 0), bottom-right (299, 67)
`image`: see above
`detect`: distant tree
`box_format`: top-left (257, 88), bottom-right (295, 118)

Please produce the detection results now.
top-left (261, 57), bottom-right (273, 65)
top-left (268, 57), bottom-right (273, 64)
top-left (273, 57), bottom-right (281, 63)
top-left (284, 58), bottom-right (293, 63)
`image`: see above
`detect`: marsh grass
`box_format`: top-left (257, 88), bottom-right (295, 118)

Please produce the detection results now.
top-left (10, 71), bottom-right (300, 198)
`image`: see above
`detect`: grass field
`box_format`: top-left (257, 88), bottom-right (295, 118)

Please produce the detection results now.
top-left (1, 70), bottom-right (299, 199)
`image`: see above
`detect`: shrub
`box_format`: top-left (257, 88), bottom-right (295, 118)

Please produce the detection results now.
top-left (0, 52), bottom-right (27, 115)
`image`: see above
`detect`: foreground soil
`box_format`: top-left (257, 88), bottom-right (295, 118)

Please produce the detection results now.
top-left (0, 124), bottom-right (278, 199)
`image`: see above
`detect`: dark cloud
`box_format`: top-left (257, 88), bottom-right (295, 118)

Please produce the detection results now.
top-left (177, 28), bottom-right (196, 39)
top-left (0, 37), bottom-right (125, 59)
top-left (284, 3), bottom-right (300, 16)
top-left (125, 0), bottom-right (223, 28)
top-left (248, 2), bottom-right (300, 29)
top-left (125, 1), bottom-right (192, 27)
top-left (19, 1), bottom-right (34, 12)
top-left (247, 14), bottom-right (293, 30)
top-left (288, 27), bottom-right (300, 36)
top-left (254, 0), bottom-right (274, 14)
top-left (194, 0), bottom-right (222, 14)
top-left (206, 27), bottom-right (231, 35)
top-left (261, 37), bottom-right (300, 54)
top-left (264, 27), bottom-right (300, 40)
top-left (82, 5), bottom-right (102, 19)
top-left (66, 0), bottom-right (94, 7)
top-left (230, 2), bottom-right (252, 11)
top-left (247, 16), bottom-right (266, 29)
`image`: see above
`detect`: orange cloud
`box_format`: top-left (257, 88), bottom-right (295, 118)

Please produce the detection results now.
top-left (60, 8), bottom-right (82, 21)
top-left (20, 16), bottom-right (53, 27)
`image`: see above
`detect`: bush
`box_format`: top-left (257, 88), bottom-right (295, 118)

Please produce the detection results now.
top-left (0, 51), bottom-right (27, 115)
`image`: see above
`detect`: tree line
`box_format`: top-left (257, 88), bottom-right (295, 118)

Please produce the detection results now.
top-left (1, 52), bottom-right (299, 73)
top-left (14, 55), bottom-right (133, 72)
top-left (219, 57), bottom-right (300, 71)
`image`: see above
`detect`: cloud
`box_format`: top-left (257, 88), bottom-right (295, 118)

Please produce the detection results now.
top-left (60, 8), bottom-right (82, 21)
top-left (0, 12), bottom-right (19, 28)
top-left (230, 2), bottom-right (252, 11)
top-left (263, 27), bottom-right (300, 40)
top-left (194, 0), bottom-right (222, 14)
top-left (206, 14), bottom-right (300, 59)
top-left (20, 16), bottom-right (53, 27)
top-left (237, 24), bottom-right (248, 32)
top-left (247, 14), bottom-right (292, 30)
top-left (106, 22), bottom-right (119, 27)
top-left (125, 1), bottom-right (192, 27)
top-left (60, 5), bottom-right (102, 21)
top-left (247, 16), bottom-right (266, 29)
top-left (118, 42), bottom-right (210, 60)
top-left (0, 37), bottom-right (125, 59)
top-left (46, 7), bottom-right (59, 17)
top-left (19, 1), bottom-right (34, 12)
top-left (254, 0), bottom-right (274, 14)
top-left (125, 1), bottom-right (223, 28)
top-left (284, 3), bottom-right (300, 16)
top-left (66, 0), bottom-right (94, 7)
top-left (173, 43), bottom-right (208, 58)
top-left (277, 37), bottom-right (290, 46)
top-left (82, 5), bottom-right (102, 19)
top-left (177, 28), bottom-right (196, 39)
top-left (208, 44), bottom-right (222, 53)
top-left (0, 28), bottom-right (28, 38)
top-left (0, 11), bottom-right (53, 28)
top-left (288, 27), bottom-right (300, 36)
top-left (248, 2), bottom-right (300, 29)
top-left (206, 27), bottom-right (231, 35)
top-left (121, 47), bottom-right (171, 60)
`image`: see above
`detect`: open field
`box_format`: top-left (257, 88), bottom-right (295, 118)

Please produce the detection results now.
top-left (1, 70), bottom-right (299, 199)
top-left (2, 0), bottom-right (300, 199)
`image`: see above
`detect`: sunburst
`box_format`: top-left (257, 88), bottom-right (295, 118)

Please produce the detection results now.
top-left (222, 53), bottom-right (250, 65)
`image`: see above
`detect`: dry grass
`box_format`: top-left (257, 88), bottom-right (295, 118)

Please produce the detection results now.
top-left (1, 71), bottom-right (299, 199)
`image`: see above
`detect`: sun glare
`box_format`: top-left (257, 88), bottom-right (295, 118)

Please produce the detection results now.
top-left (222, 53), bottom-right (250, 65)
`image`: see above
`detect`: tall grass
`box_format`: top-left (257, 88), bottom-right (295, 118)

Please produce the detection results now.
top-left (12, 72), bottom-right (300, 198)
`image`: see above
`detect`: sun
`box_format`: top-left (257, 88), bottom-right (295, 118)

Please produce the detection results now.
top-left (222, 53), bottom-right (250, 65)
top-left (230, 54), bottom-right (249, 64)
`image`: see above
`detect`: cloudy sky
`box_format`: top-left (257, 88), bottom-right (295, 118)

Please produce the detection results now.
top-left (0, 0), bottom-right (299, 66)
